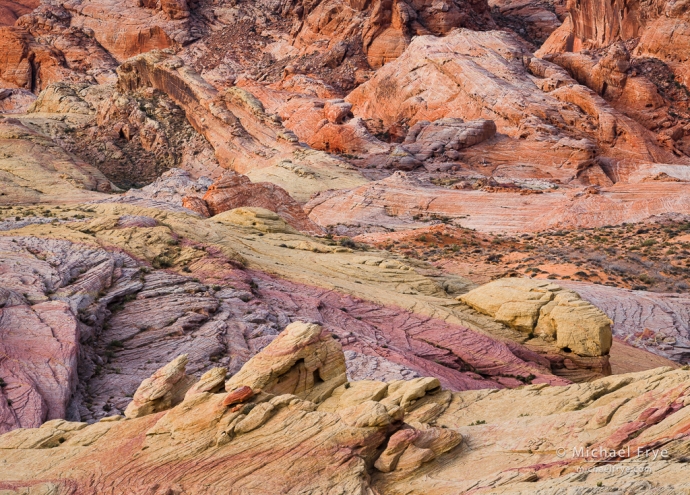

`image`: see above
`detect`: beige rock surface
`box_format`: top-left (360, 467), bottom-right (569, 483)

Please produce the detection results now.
top-left (123, 354), bottom-right (194, 419)
top-left (0, 118), bottom-right (113, 204)
top-left (224, 321), bottom-right (347, 404)
top-left (460, 278), bottom-right (613, 357)
top-left (0, 323), bottom-right (689, 494)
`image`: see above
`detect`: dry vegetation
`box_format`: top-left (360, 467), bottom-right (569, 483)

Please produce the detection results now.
top-left (364, 220), bottom-right (690, 292)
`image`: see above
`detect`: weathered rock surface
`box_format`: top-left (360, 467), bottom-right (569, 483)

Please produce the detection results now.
top-left (224, 321), bottom-right (347, 403)
top-left (201, 172), bottom-right (324, 234)
top-left (0, 4), bottom-right (117, 92)
top-left (124, 354), bottom-right (194, 418)
top-left (113, 50), bottom-right (370, 199)
top-left (306, 171), bottom-right (690, 233)
top-left (1, 323), bottom-right (689, 494)
top-left (0, 88), bottom-right (35, 113)
top-left (562, 281), bottom-right (690, 365)
top-left (107, 168), bottom-right (212, 212)
top-left (0, 236), bottom-right (137, 433)
top-left (1, 2), bottom-right (690, 493)
top-left (348, 29), bottom-right (685, 181)
top-left (11, 202), bottom-right (667, 412)
top-left (18, 82), bottom-right (221, 189)
top-left (0, 0), bottom-right (37, 26)
top-left (460, 278), bottom-right (613, 357)
top-left (490, 0), bottom-right (565, 45)
top-left (4, 203), bottom-right (622, 431)
top-left (0, 118), bottom-right (113, 204)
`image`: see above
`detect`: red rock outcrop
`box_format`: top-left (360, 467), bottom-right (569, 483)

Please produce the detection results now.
top-left (201, 173), bottom-right (324, 234)
top-left (347, 29), bottom-right (686, 181)
top-left (115, 51), bottom-right (310, 174)
top-left (0, 27), bottom-right (64, 91)
top-left (541, 0), bottom-right (667, 51)
top-left (0, 0), bottom-right (37, 26)
top-left (489, 0), bottom-right (565, 45)
top-left (0, 6), bottom-right (118, 93)
top-left (539, 0), bottom-right (690, 95)
top-left (234, 0), bottom-right (495, 71)
top-left (2, 4), bottom-right (690, 493)
top-left (59, 0), bottom-right (188, 62)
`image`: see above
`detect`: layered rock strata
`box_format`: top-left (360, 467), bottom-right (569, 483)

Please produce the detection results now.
top-left (0, 322), bottom-right (689, 493)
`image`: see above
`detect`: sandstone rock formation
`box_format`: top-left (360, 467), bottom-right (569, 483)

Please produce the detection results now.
top-left (0, 118), bottom-right (114, 204)
top-left (562, 281), bottom-right (690, 364)
top-left (460, 278), bottom-right (613, 357)
top-left (0, 0), bottom-right (37, 26)
top-left (200, 172), bottom-right (323, 234)
top-left (20, 82), bottom-right (221, 189)
top-left (305, 172), bottom-right (690, 233)
top-left (1, 1), bottom-right (690, 493)
top-left (124, 354), bottom-right (194, 418)
top-left (0, 322), bottom-right (689, 493)
top-left (347, 29), bottom-right (684, 181)
top-left (490, 0), bottom-right (565, 45)
top-left (0, 5), bottom-right (117, 92)
top-left (224, 321), bottom-right (347, 403)
top-left (115, 50), bottom-right (369, 199)
top-left (0, 87), bottom-right (35, 112)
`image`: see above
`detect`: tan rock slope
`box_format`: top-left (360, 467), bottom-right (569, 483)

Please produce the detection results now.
top-left (0, 117), bottom-right (114, 204)
top-left (0, 322), bottom-right (689, 494)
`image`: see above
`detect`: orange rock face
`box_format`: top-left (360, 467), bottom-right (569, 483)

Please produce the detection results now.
top-left (202, 173), bottom-right (323, 234)
top-left (222, 386), bottom-right (254, 407)
top-left (0, 0), bottom-right (37, 26)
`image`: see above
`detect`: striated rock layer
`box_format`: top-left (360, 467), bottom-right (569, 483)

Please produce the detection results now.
top-left (0, 322), bottom-right (689, 493)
